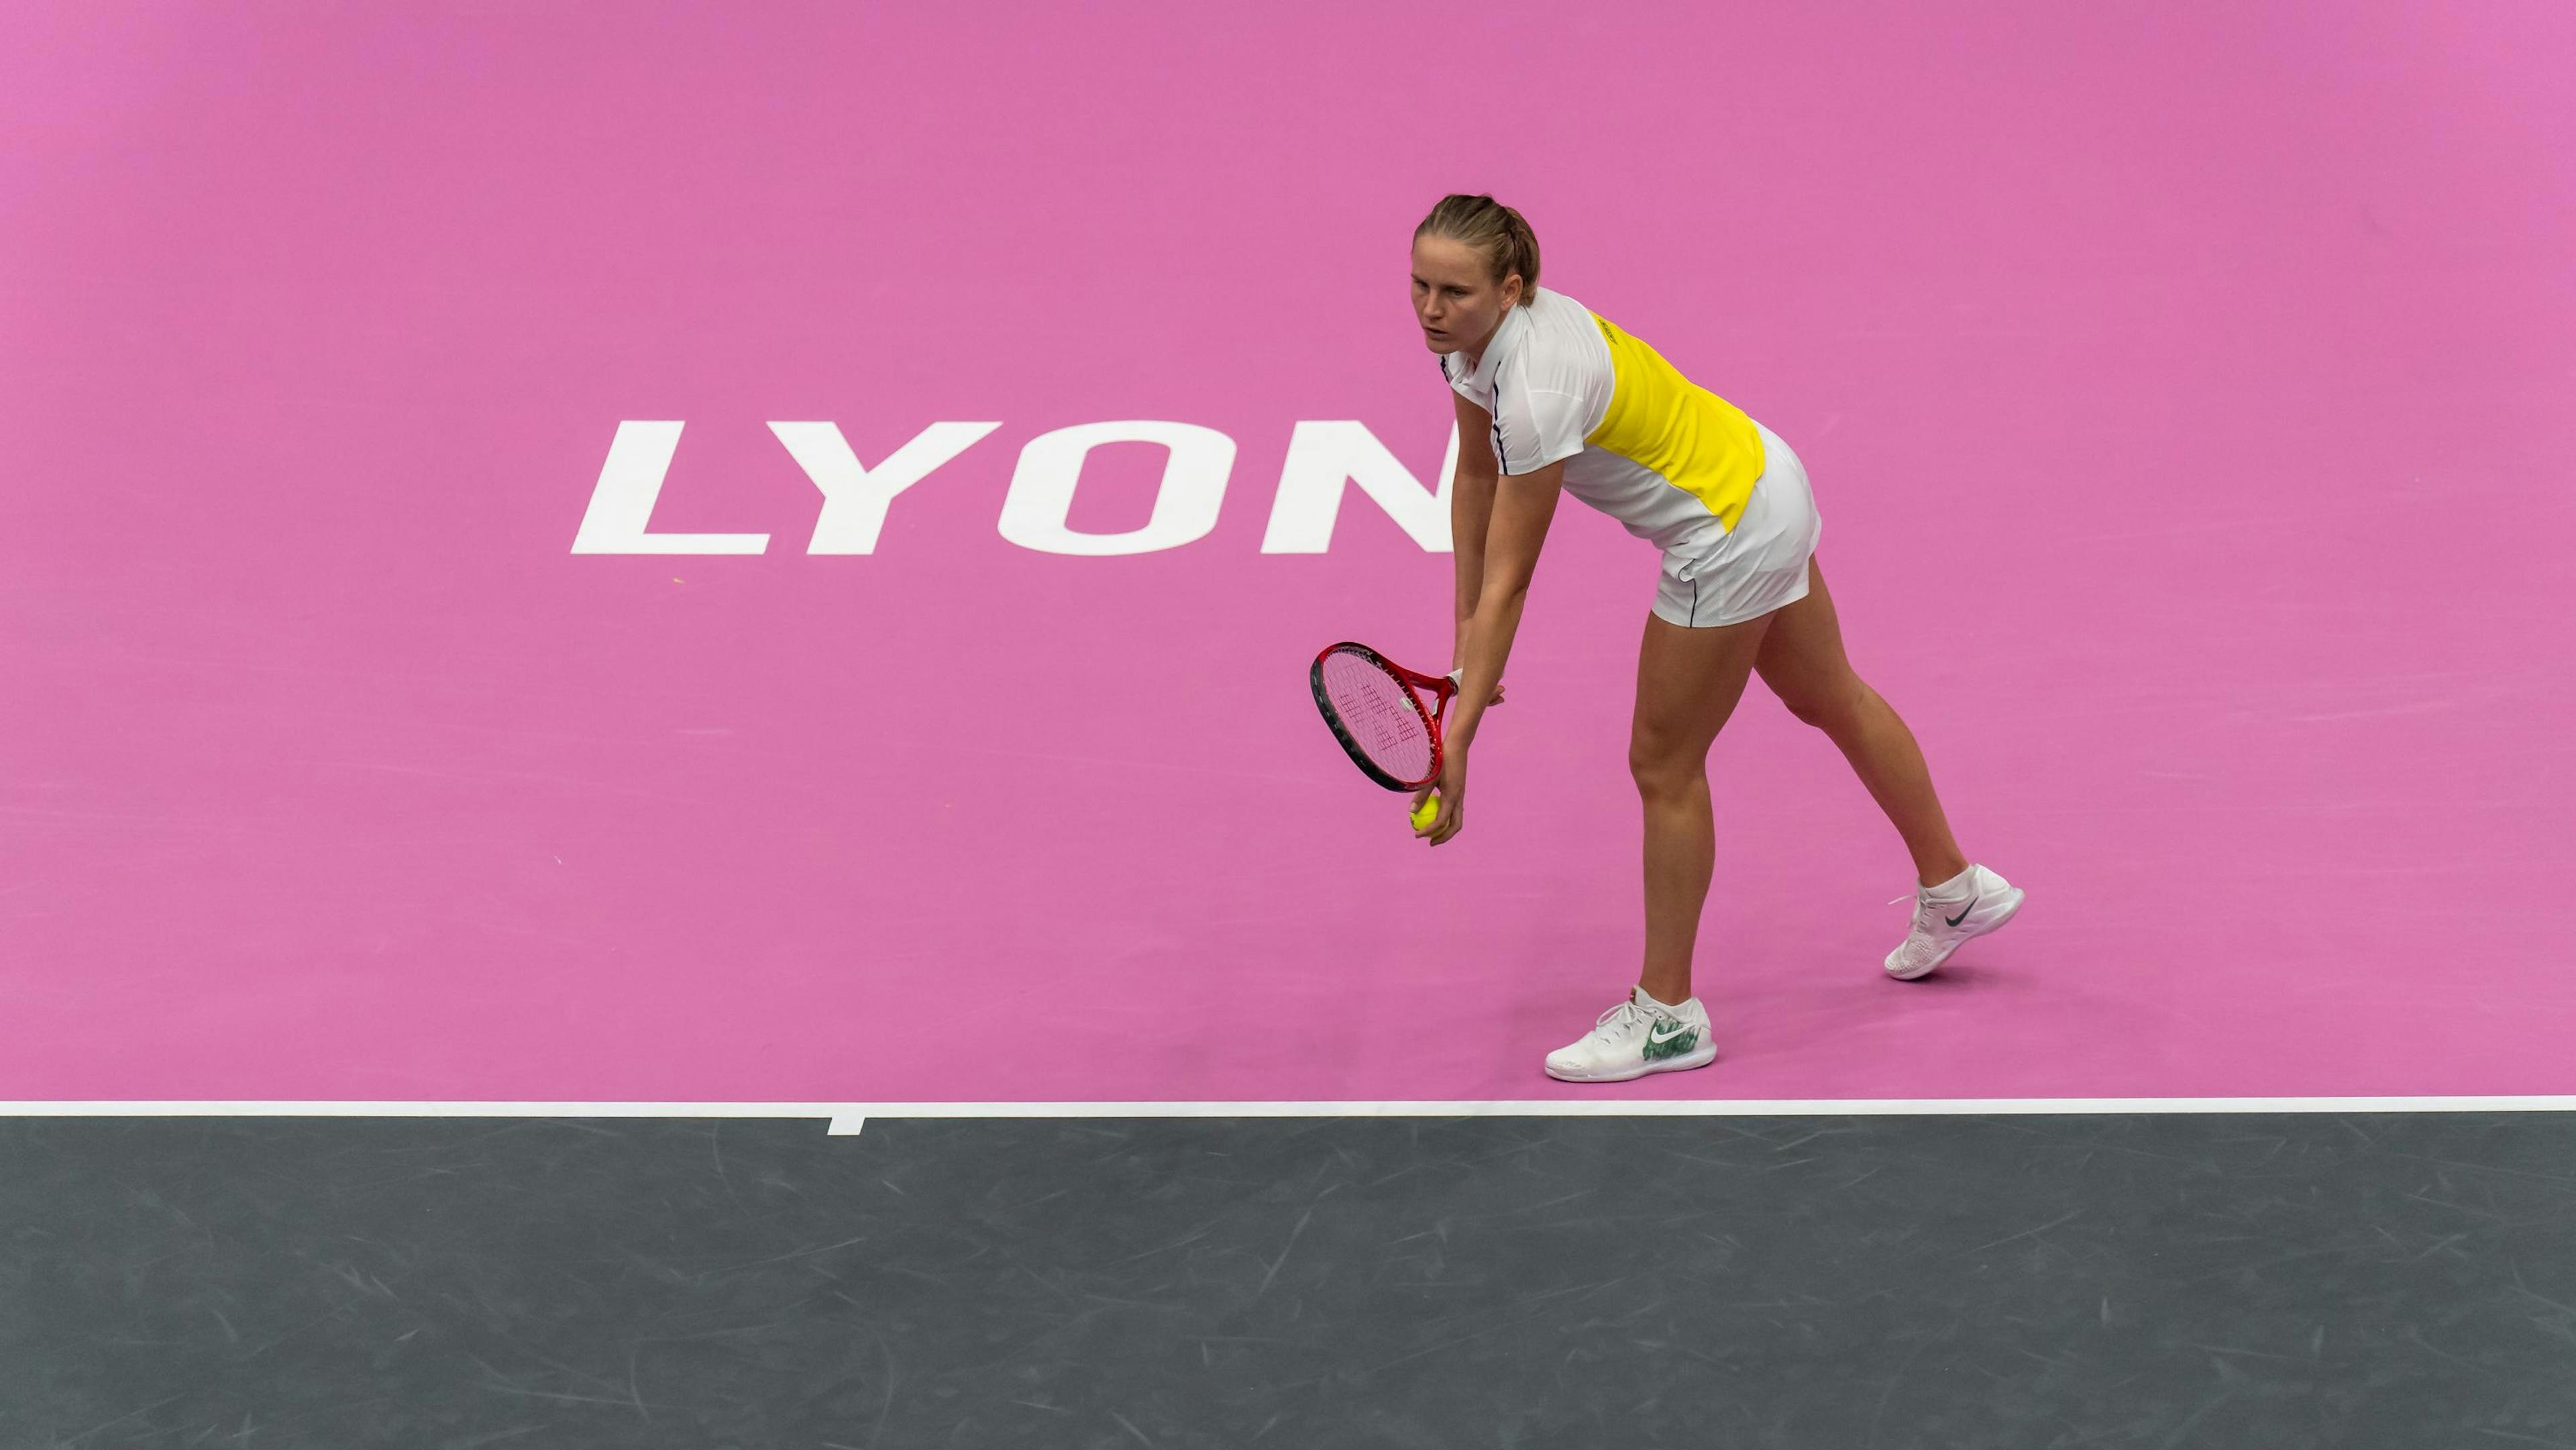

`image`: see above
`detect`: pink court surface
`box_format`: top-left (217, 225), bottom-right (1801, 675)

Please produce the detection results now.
top-left (5, 3), bottom-right (2571, 1109)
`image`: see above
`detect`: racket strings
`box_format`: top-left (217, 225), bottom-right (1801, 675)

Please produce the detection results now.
top-left (1318, 651), bottom-right (1433, 783)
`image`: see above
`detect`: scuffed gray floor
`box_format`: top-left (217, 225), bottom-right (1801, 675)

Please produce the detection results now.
top-left (5, 1113), bottom-right (2573, 1447)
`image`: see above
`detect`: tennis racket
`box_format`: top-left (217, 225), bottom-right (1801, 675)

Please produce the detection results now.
top-left (1309, 641), bottom-right (1459, 791)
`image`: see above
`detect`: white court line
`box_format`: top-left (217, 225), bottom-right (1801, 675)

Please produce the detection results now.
top-left (0, 1097), bottom-right (2571, 1137)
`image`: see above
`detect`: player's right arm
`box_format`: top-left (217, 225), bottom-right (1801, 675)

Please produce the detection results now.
top-left (1449, 387), bottom-right (1501, 683)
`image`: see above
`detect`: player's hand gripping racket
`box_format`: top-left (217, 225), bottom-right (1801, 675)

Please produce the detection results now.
top-left (1309, 641), bottom-right (1460, 792)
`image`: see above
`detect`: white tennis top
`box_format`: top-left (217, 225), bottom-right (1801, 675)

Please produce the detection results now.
top-left (1440, 286), bottom-right (1769, 552)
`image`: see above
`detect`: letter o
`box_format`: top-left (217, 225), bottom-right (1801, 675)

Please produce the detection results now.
top-left (998, 421), bottom-right (1236, 556)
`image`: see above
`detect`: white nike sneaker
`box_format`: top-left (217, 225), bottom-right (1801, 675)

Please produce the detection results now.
top-left (1544, 986), bottom-right (1717, 1082)
top-left (1884, 864), bottom-right (2025, 980)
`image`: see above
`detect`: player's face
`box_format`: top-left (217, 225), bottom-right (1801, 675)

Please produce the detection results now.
top-left (1411, 236), bottom-right (1521, 356)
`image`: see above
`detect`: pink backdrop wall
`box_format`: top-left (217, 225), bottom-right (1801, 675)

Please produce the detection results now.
top-left (5, 2), bottom-right (2572, 1102)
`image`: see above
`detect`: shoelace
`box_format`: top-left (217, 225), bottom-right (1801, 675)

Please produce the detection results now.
top-left (1585, 999), bottom-right (1651, 1043)
top-left (1890, 890), bottom-right (1967, 934)
top-left (1888, 890), bottom-right (1935, 927)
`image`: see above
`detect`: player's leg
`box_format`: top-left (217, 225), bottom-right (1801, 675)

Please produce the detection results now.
top-left (1753, 556), bottom-right (1967, 886)
top-left (1629, 608), bottom-right (1772, 1007)
top-left (1544, 605), bottom-right (1768, 1084)
top-left (1756, 556), bottom-right (2021, 978)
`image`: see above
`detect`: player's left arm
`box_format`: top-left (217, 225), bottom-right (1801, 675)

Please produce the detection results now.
top-left (1445, 458), bottom-right (1562, 755)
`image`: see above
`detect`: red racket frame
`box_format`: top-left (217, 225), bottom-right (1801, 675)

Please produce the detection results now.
top-left (1308, 641), bottom-right (1458, 791)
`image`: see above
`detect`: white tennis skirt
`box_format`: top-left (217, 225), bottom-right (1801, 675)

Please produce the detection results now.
top-left (1652, 419), bottom-right (1823, 629)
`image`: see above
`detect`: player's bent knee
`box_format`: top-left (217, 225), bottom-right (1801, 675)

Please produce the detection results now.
top-left (1781, 677), bottom-right (1868, 733)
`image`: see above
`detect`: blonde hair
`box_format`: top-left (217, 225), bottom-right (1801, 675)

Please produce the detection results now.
top-left (1415, 194), bottom-right (1541, 306)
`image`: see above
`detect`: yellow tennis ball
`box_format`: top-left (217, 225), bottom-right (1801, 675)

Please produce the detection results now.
top-left (1409, 792), bottom-right (1440, 831)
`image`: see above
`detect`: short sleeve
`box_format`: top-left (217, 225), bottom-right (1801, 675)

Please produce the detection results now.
top-left (1493, 350), bottom-right (1593, 476)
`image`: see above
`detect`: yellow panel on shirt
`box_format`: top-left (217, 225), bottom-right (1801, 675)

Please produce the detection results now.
top-left (1587, 313), bottom-right (1766, 533)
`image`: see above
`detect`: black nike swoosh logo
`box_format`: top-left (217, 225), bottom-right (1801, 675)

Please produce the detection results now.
top-left (1945, 895), bottom-right (1979, 929)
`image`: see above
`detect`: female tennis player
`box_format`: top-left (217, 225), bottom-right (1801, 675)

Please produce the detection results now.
top-left (1407, 193), bottom-right (2023, 1083)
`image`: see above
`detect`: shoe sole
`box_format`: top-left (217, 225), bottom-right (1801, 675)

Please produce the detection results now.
top-left (1544, 1041), bottom-right (1719, 1084)
top-left (1885, 888), bottom-right (2025, 981)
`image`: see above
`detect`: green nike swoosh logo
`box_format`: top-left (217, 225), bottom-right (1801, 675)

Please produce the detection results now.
top-left (1945, 894), bottom-right (1979, 928)
top-left (1642, 1023), bottom-right (1700, 1061)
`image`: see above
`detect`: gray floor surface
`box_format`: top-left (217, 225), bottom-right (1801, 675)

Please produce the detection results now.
top-left (5, 1112), bottom-right (2574, 1448)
